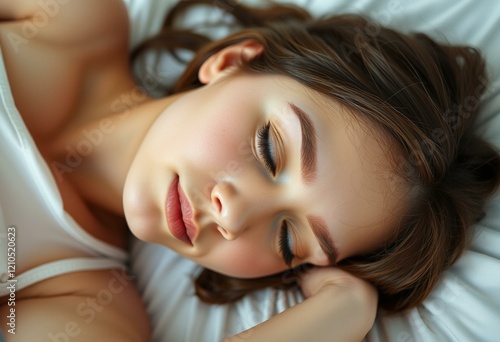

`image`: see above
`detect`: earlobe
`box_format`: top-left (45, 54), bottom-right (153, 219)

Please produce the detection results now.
top-left (198, 40), bottom-right (264, 84)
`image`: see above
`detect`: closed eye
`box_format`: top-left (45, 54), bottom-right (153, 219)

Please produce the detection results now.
top-left (279, 220), bottom-right (295, 268)
top-left (257, 122), bottom-right (277, 175)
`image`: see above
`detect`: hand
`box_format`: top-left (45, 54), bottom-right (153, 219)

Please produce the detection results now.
top-left (300, 267), bottom-right (378, 326)
top-left (225, 267), bottom-right (378, 342)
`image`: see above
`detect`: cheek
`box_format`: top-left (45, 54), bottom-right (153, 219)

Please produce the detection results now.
top-left (184, 114), bottom-right (254, 176)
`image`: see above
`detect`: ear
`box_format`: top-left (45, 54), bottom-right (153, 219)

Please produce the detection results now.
top-left (198, 40), bottom-right (264, 84)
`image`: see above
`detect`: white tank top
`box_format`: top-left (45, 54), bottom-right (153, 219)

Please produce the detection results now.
top-left (0, 49), bottom-right (127, 296)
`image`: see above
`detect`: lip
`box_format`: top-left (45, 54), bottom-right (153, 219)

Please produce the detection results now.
top-left (165, 175), bottom-right (197, 246)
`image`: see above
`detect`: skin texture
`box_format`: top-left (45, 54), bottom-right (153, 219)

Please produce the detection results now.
top-left (0, 0), bottom-right (378, 340)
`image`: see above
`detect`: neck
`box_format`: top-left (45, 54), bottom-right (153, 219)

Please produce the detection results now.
top-left (49, 93), bottom-right (182, 217)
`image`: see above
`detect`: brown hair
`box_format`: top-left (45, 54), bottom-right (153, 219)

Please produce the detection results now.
top-left (133, 0), bottom-right (500, 313)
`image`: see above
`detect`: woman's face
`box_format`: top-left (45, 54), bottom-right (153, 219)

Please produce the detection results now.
top-left (123, 44), bottom-right (404, 278)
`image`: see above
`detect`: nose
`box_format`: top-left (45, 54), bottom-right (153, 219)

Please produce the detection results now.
top-left (210, 181), bottom-right (268, 240)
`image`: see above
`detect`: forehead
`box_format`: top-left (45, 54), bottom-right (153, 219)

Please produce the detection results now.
top-left (289, 86), bottom-right (405, 258)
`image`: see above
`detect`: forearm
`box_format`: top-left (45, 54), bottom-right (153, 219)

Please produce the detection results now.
top-left (224, 285), bottom-right (376, 342)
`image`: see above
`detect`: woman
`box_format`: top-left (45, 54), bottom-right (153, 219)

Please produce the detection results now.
top-left (0, 0), bottom-right (498, 341)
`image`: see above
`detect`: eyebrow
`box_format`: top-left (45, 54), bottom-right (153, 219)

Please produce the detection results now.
top-left (288, 103), bottom-right (317, 184)
top-left (307, 215), bottom-right (338, 266)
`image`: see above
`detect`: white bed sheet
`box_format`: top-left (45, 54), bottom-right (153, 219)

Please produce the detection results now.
top-left (126, 1), bottom-right (500, 341)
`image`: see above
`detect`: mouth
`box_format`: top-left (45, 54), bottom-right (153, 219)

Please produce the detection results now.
top-left (165, 175), bottom-right (197, 246)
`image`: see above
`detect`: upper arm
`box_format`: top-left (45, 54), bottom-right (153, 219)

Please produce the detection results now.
top-left (0, 0), bottom-right (131, 139)
top-left (0, 0), bottom-right (129, 46)
top-left (0, 0), bottom-right (39, 20)
top-left (0, 270), bottom-right (151, 342)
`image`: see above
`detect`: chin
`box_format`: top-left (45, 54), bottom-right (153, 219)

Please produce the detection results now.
top-left (124, 213), bottom-right (155, 243)
top-left (122, 185), bottom-right (160, 244)
top-left (123, 202), bottom-right (162, 245)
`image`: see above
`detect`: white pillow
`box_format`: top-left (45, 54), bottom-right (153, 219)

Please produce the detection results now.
top-left (127, 1), bottom-right (500, 341)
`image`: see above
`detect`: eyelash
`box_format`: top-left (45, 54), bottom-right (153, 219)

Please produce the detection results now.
top-left (279, 221), bottom-right (295, 268)
top-left (257, 122), bottom-right (277, 175)
top-left (257, 123), bottom-right (294, 266)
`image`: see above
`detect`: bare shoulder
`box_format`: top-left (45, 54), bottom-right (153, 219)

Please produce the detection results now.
top-left (0, 269), bottom-right (151, 341)
top-left (0, 0), bottom-right (129, 48)
top-left (0, 0), bottom-right (133, 140)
